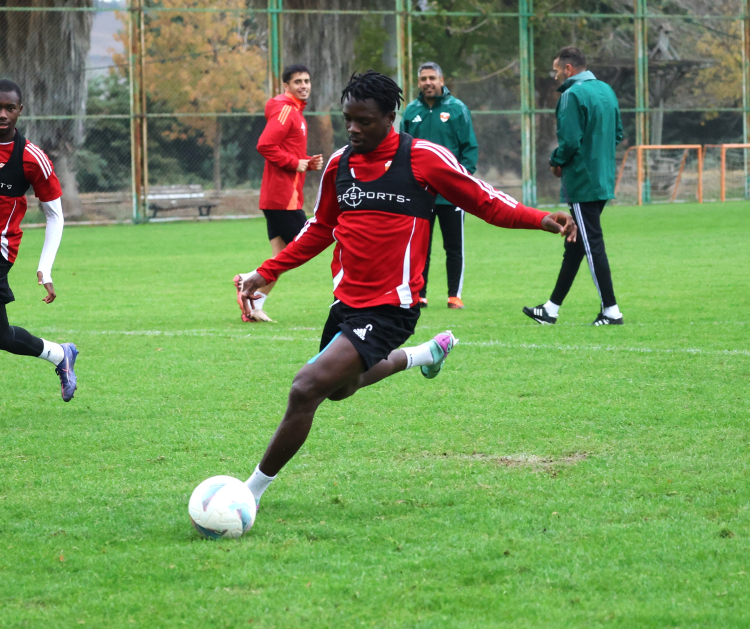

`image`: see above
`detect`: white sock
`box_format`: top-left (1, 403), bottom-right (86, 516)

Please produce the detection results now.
top-left (543, 300), bottom-right (560, 317)
top-left (246, 465), bottom-right (276, 503)
top-left (251, 292), bottom-right (267, 311)
top-left (603, 304), bottom-right (622, 319)
top-left (38, 339), bottom-right (64, 366)
top-left (403, 342), bottom-right (435, 369)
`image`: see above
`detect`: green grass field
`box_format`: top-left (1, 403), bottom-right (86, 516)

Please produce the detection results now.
top-left (1, 202), bottom-right (749, 628)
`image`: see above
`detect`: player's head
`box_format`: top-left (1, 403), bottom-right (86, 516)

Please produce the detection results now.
top-left (417, 61), bottom-right (444, 99)
top-left (553, 47), bottom-right (586, 83)
top-left (341, 70), bottom-right (403, 154)
top-left (0, 79), bottom-right (23, 139)
top-left (282, 64), bottom-right (311, 102)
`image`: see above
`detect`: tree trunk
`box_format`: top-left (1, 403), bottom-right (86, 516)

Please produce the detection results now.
top-left (282, 0), bottom-right (372, 200)
top-left (213, 118), bottom-right (222, 197)
top-left (0, 0), bottom-right (94, 217)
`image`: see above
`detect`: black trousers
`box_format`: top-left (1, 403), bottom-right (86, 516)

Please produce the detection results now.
top-left (0, 303), bottom-right (45, 357)
top-left (420, 204), bottom-right (465, 298)
top-left (550, 200), bottom-right (617, 309)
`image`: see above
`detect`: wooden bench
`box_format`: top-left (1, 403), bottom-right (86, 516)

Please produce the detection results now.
top-left (147, 185), bottom-right (219, 218)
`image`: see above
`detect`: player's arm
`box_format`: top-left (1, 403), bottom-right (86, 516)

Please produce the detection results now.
top-left (37, 198), bottom-right (64, 303)
top-left (256, 104), bottom-right (302, 171)
top-left (24, 144), bottom-right (63, 303)
top-left (242, 159), bottom-right (341, 297)
top-left (412, 141), bottom-right (576, 241)
top-left (550, 91), bottom-right (584, 168)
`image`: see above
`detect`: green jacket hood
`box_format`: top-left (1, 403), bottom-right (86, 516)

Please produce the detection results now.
top-left (557, 70), bottom-right (597, 93)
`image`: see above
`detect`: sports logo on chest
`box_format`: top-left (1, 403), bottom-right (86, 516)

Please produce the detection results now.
top-left (440, 112), bottom-right (451, 122)
top-left (338, 183), bottom-right (410, 208)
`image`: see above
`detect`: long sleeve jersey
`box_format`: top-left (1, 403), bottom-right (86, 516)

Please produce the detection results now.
top-left (256, 93), bottom-right (311, 210)
top-left (257, 129), bottom-right (550, 309)
top-left (0, 134), bottom-right (63, 281)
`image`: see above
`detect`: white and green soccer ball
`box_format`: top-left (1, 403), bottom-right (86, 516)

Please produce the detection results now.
top-left (188, 475), bottom-right (256, 539)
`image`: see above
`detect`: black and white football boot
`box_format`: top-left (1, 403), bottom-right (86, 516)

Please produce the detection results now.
top-left (592, 312), bottom-right (624, 326)
top-left (522, 304), bottom-right (557, 325)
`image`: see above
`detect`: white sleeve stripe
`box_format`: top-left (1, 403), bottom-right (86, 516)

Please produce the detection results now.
top-left (414, 141), bottom-right (519, 206)
top-left (25, 145), bottom-right (51, 179)
top-left (27, 142), bottom-right (53, 173)
top-left (414, 143), bottom-right (518, 208)
top-left (25, 144), bottom-right (52, 179)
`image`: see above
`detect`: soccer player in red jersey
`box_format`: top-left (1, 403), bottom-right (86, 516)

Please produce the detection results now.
top-left (239, 72), bottom-right (576, 506)
top-left (0, 80), bottom-right (78, 401)
top-left (233, 64), bottom-right (324, 322)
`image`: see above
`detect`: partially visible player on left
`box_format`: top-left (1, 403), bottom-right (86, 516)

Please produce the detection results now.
top-left (0, 79), bottom-right (78, 401)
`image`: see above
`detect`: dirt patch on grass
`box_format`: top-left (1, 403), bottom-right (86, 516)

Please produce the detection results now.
top-left (426, 450), bottom-right (590, 473)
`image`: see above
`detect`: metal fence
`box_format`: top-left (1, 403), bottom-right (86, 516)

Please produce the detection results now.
top-left (1, 0), bottom-right (747, 223)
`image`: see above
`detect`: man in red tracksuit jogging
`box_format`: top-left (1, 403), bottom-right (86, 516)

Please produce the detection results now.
top-left (233, 63), bottom-right (323, 322)
top-left (238, 71), bottom-right (577, 510)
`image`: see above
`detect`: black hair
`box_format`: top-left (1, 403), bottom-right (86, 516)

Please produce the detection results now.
top-left (282, 64), bottom-right (310, 84)
top-left (0, 79), bottom-right (22, 103)
top-left (555, 46), bottom-right (587, 70)
top-left (341, 70), bottom-right (403, 115)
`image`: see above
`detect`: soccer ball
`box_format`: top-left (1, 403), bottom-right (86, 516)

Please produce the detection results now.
top-left (188, 475), bottom-right (256, 539)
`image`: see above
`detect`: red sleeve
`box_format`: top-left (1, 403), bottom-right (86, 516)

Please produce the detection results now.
top-left (256, 101), bottom-right (301, 172)
top-left (256, 153), bottom-right (342, 283)
top-left (411, 140), bottom-right (549, 229)
top-left (23, 142), bottom-right (62, 202)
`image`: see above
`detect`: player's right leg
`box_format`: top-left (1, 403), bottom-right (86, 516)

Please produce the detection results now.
top-left (0, 303), bottom-right (78, 401)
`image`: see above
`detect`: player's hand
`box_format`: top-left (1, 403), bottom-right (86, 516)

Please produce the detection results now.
top-left (309, 154), bottom-right (324, 171)
top-left (541, 211), bottom-right (577, 243)
top-left (240, 272), bottom-right (268, 300)
top-left (551, 165), bottom-right (562, 178)
top-left (37, 271), bottom-right (56, 304)
top-left (296, 159), bottom-right (310, 173)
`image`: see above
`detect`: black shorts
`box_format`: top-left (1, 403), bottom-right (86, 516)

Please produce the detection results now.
top-left (262, 209), bottom-right (308, 244)
top-left (316, 300), bottom-right (420, 371)
top-left (0, 258), bottom-right (15, 304)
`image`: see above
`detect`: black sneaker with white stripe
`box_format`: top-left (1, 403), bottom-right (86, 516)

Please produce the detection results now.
top-left (592, 312), bottom-right (624, 326)
top-left (522, 304), bottom-right (557, 325)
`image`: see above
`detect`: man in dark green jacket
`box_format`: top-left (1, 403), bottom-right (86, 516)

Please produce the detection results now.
top-left (401, 61), bottom-right (478, 309)
top-left (524, 47), bottom-right (625, 326)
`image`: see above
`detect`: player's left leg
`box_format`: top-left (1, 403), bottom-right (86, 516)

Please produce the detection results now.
top-left (436, 204), bottom-right (465, 308)
top-left (0, 303), bottom-right (78, 401)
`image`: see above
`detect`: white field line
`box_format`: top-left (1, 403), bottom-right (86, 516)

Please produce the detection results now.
top-left (34, 329), bottom-right (750, 357)
top-left (461, 340), bottom-right (750, 357)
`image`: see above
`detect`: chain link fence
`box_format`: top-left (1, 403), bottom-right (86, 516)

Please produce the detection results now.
top-left (0, 0), bottom-right (747, 224)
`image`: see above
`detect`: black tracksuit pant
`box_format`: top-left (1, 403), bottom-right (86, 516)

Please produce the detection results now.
top-left (550, 200), bottom-right (617, 309)
top-left (420, 204), bottom-right (464, 299)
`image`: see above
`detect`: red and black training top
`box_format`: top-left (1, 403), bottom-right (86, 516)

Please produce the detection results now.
top-left (257, 128), bottom-right (550, 309)
top-left (0, 130), bottom-right (62, 263)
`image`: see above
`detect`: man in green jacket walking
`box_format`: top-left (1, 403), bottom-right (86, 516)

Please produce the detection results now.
top-left (524, 47), bottom-right (625, 326)
top-left (401, 62), bottom-right (478, 309)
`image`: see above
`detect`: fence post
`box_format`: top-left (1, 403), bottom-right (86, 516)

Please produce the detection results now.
top-left (129, 0), bottom-right (148, 223)
top-left (634, 0), bottom-right (649, 148)
top-left (519, 0), bottom-right (536, 206)
top-left (396, 0), bottom-right (407, 100)
top-left (268, 0), bottom-right (282, 96)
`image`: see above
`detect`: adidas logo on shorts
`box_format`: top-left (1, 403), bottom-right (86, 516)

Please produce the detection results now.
top-left (353, 324), bottom-right (373, 341)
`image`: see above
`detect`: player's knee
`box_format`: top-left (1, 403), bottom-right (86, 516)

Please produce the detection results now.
top-left (288, 373), bottom-right (325, 408)
top-left (0, 325), bottom-right (13, 352)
